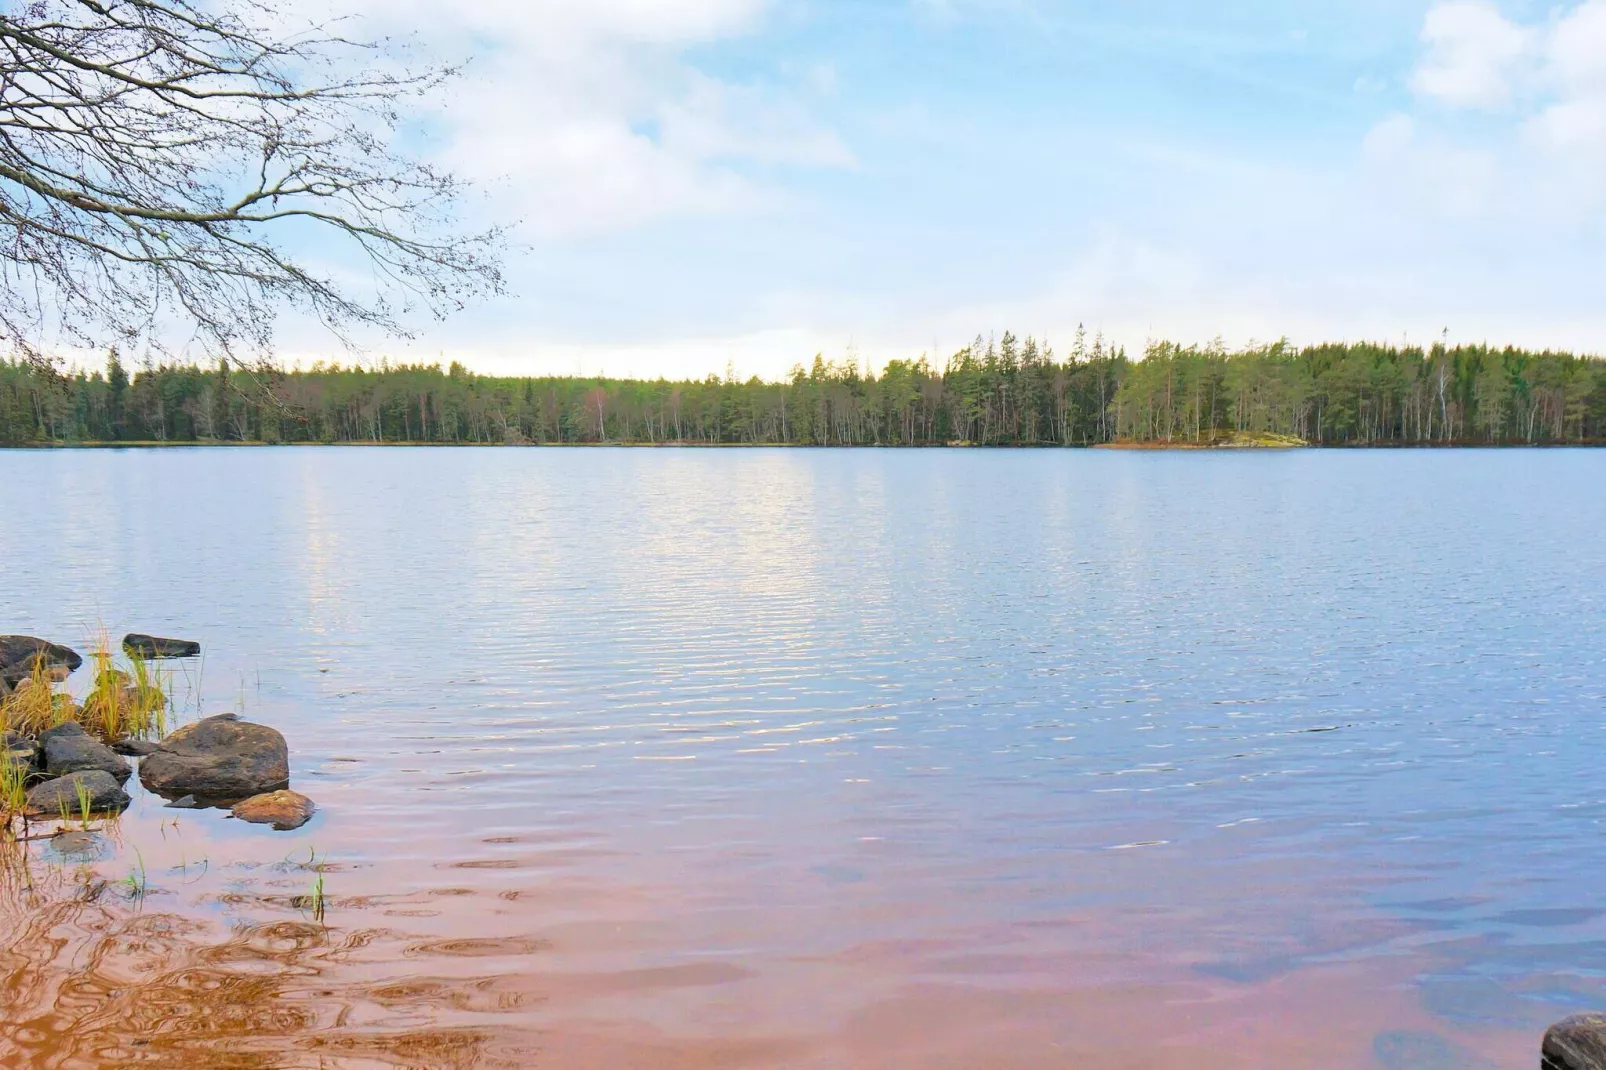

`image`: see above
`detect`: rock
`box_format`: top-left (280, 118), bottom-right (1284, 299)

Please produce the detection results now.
top-left (1, 730), bottom-right (37, 779)
top-left (41, 722), bottom-right (131, 783)
top-left (25, 770), bottom-right (130, 816)
top-left (139, 714), bottom-right (289, 800)
top-left (38, 721), bottom-right (85, 744)
top-left (110, 738), bottom-right (159, 757)
top-left (1544, 1014), bottom-right (1606, 1070)
top-left (164, 794), bottom-right (200, 809)
top-left (122, 634), bottom-right (201, 659)
top-left (0, 636), bottom-right (82, 683)
top-left (231, 790), bottom-right (315, 830)
top-left (43, 829), bottom-right (111, 863)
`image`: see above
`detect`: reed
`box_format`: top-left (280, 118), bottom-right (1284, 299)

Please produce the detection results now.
top-left (123, 846), bottom-right (148, 902)
top-left (0, 661), bottom-right (69, 738)
top-left (75, 637), bottom-right (168, 742)
top-left (0, 753), bottom-right (27, 829)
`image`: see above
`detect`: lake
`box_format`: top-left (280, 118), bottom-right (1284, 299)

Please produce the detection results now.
top-left (1, 446), bottom-right (1603, 1069)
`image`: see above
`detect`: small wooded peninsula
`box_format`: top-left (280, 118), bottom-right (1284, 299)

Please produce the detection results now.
top-left (6, 334), bottom-right (1606, 448)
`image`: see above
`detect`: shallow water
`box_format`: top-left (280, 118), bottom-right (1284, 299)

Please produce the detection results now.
top-left (1, 446), bottom-right (1604, 1068)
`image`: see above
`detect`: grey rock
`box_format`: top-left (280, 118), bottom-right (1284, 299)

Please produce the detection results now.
top-left (1544, 1014), bottom-right (1606, 1070)
top-left (140, 714), bottom-right (289, 801)
top-left (164, 794), bottom-right (200, 809)
top-left (0, 636), bottom-right (82, 683)
top-left (122, 634), bottom-right (201, 659)
top-left (110, 738), bottom-right (159, 757)
top-left (38, 721), bottom-right (85, 745)
top-left (42, 724), bottom-right (131, 783)
top-left (25, 770), bottom-right (130, 816)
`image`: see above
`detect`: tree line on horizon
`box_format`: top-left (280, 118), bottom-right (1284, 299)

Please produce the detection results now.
top-left (4, 331), bottom-right (1606, 447)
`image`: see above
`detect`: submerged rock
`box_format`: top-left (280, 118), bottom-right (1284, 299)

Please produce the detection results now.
top-left (25, 770), bottom-right (130, 816)
top-left (110, 738), bottom-right (159, 757)
top-left (122, 634), bottom-right (201, 659)
top-left (231, 790), bottom-right (315, 830)
top-left (1544, 1014), bottom-right (1606, 1070)
top-left (139, 713), bottom-right (289, 800)
top-left (41, 722), bottom-right (131, 783)
top-left (43, 829), bottom-right (112, 864)
top-left (164, 794), bottom-right (200, 809)
top-left (0, 636), bottom-right (82, 683)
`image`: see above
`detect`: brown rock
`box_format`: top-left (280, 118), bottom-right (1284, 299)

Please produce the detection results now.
top-left (230, 790), bottom-right (315, 830)
top-left (1545, 1014), bottom-right (1606, 1070)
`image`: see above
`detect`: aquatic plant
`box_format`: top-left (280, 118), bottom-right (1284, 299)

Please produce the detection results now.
top-left (79, 636), bottom-right (167, 742)
top-left (0, 753), bottom-right (28, 828)
top-left (0, 635), bottom-right (167, 744)
top-left (0, 661), bottom-right (71, 738)
top-left (122, 846), bottom-right (147, 902)
top-left (73, 777), bottom-right (92, 830)
top-left (288, 846), bottom-right (328, 923)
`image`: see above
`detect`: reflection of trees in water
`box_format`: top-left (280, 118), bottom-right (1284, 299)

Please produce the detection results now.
top-left (0, 847), bottom-right (497, 1069)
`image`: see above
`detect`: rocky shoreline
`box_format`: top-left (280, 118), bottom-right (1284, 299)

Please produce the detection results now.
top-left (0, 633), bottom-right (313, 831)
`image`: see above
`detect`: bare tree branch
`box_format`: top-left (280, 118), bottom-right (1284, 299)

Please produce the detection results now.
top-left (0, 0), bottom-right (504, 366)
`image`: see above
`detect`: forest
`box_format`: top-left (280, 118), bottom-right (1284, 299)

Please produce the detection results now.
top-left (4, 332), bottom-right (1606, 447)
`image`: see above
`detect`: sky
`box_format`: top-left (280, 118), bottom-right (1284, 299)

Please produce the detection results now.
top-left (278, 0), bottom-right (1606, 380)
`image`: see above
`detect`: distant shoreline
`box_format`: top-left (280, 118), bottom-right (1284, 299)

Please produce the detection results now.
top-left (8, 337), bottom-right (1606, 448)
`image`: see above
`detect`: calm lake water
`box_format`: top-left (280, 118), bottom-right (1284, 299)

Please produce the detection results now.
top-left (1, 447), bottom-right (1604, 1068)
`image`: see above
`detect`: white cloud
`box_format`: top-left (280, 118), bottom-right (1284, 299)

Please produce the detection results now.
top-left (1361, 112), bottom-right (1501, 216)
top-left (1410, 1), bottom-right (1535, 109)
top-left (1393, 2), bottom-right (1606, 210)
top-left (1548, 0), bottom-right (1606, 92)
top-left (1362, 113), bottom-right (1416, 158)
top-left (1525, 1), bottom-right (1606, 163)
top-left (295, 0), bottom-right (851, 238)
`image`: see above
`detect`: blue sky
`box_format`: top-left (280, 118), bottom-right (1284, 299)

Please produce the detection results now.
top-left (285, 0), bottom-right (1606, 379)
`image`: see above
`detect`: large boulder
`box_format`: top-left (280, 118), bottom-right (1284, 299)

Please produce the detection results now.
top-left (25, 770), bottom-right (130, 816)
top-left (0, 636), bottom-right (81, 684)
top-left (122, 634), bottom-right (201, 659)
top-left (1545, 1015), bottom-right (1606, 1070)
top-left (231, 790), bottom-right (315, 830)
top-left (139, 714), bottom-right (289, 800)
top-left (40, 721), bottom-right (131, 783)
